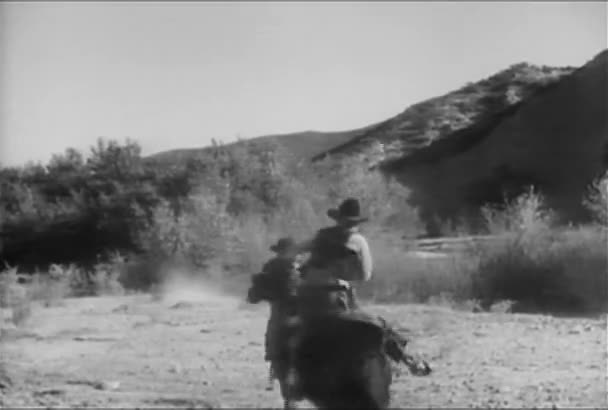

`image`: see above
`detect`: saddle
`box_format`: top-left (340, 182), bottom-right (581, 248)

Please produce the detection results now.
top-left (297, 280), bottom-right (351, 315)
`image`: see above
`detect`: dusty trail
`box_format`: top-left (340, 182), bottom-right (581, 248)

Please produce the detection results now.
top-left (1, 279), bottom-right (606, 408)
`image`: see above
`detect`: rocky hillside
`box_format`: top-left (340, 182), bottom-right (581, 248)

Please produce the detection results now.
top-left (313, 63), bottom-right (576, 166)
top-left (380, 50), bottom-right (607, 234)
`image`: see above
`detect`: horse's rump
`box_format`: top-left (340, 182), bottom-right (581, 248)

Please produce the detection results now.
top-left (293, 314), bottom-right (391, 410)
top-left (295, 313), bottom-right (385, 370)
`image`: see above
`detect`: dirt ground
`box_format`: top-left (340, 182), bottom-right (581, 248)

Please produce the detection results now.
top-left (1, 277), bottom-right (606, 409)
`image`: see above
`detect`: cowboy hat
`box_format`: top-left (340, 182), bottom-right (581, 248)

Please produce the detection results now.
top-left (269, 237), bottom-right (297, 253)
top-left (327, 198), bottom-right (368, 224)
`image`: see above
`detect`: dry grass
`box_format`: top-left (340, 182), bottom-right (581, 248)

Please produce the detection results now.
top-left (470, 226), bottom-right (607, 314)
top-left (356, 231), bottom-right (477, 304)
top-left (0, 258), bottom-right (129, 329)
top-left (468, 189), bottom-right (607, 314)
top-left (351, 222), bottom-right (607, 316)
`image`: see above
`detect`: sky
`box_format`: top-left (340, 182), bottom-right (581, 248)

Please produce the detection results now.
top-left (0, 2), bottom-right (606, 167)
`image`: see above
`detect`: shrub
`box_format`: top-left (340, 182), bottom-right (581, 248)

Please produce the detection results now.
top-left (90, 252), bottom-right (125, 296)
top-left (132, 145), bottom-right (424, 290)
top-left (117, 256), bottom-right (165, 292)
top-left (7, 136), bottom-right (605, 317)
top-left (481, 187), bottom-right (553, 235)
top-left (584, 171), bottom-right (608, 226)
top-left (27, 264), bottom-right (72, 306)
top-left (452, 189), bottom-right (608, 314)
top-left (469, 226), bottom-right (607, 314)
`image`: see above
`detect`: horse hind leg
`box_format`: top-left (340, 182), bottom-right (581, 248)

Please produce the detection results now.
top-left (266, 364), bottom-right (275, 391)
top-left (280, 367), bottom-right (299, 409)
top-left (283, 398), bottom-right (296, 410)
top-left (340, 352), bottom-right (392, 410)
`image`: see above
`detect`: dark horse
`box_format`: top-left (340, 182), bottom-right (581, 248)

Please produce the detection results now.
top-left (247, 270), bottom-right (430, 410)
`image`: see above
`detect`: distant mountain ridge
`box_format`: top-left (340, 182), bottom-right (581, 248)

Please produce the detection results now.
top-left (146, 124), bottom-right (379, 167)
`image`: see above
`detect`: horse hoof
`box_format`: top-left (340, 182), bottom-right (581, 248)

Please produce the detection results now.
top-left (284, 399), bottom-right (297, 410)
top-left (414, 361), bottom-right (432, 376)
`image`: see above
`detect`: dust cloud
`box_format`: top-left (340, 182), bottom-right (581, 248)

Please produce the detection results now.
top-left (154, 268), bottom-right (241, 307)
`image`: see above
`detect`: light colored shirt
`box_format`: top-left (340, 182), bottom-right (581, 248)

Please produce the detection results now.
top-left (297, 228), bottom-right (373, 283)
top-left (344, 231), bottom-right (373, 281)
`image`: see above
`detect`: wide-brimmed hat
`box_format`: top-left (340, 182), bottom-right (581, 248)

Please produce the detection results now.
top-left (269, 237), bottom-right (297, 254)
top-left (327, 198), bottom-right (368, 224)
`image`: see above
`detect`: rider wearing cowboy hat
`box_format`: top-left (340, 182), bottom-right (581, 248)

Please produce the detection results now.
top-left (260, 237), bottom-right (299, 358)
top-left (297, 198), bottom-right (373, 309)
top-left (251, 237), bottom-right (301, 390)
top-left (295, 199), bottom-right (432, 375)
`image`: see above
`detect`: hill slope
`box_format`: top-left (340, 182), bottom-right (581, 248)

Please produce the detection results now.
top-left (381, 50), bottom-right (608, 233)
top-left (313, 63), bottom-right (576, 165)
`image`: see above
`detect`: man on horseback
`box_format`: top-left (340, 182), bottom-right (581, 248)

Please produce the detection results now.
top-left (247, 237), bottom-right (301, 391)
top-left (296, 197), bottom-right (372, 311)
top-left (247, 198), bottom-right (430, 409)
top-left (295, 198), bottom-right (432, 374)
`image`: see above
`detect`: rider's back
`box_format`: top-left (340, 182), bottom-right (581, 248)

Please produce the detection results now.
top-left (303, 226), bottom-right (372, 283)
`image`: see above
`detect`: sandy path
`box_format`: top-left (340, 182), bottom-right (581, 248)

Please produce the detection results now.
top-left (1, 288), bottom-right (606, 408)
